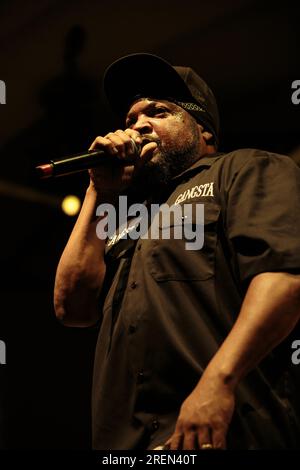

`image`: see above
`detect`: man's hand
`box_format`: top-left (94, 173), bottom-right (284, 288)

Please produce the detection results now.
top-left (165, 374), bottom-right (235, 450)
top-left (88, 128), bottom-right (157, 196)
top-left (165, 272), bottom-right (300, 450)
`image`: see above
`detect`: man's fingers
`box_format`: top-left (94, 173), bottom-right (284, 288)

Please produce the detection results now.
top-left (89, 131), bottom-right (140, 160)
top-left (124, 128), bottom-right (142, 145)
top-left (212, 428), bottom-right (226, 449)
top-left (183, 431), bottom-right (197, 450)
top-left (162, 440), bottom-right (170, 450)
top-left (113, 130), bottom-right (139, 157)
top-left (169, 432), bottom-right (183, 450)
top-left (105, 132), bottom-right (128, 158)
top-left (88, 130), bottom-right (155, 168)
top-left (166, 426), bottom-right (226, 451)
top-left (196, 426), bottom-right (213, 450)
top-left (89, 136), bottom-right (118, 155)
top-left (140, 142), bottom-right (158, 161)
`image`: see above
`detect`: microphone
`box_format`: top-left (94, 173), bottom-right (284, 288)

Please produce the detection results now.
top-left (35, 139), bottom-right (141, 178)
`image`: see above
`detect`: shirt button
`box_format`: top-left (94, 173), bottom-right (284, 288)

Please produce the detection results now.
top-left (137, 371), bottom-right (144, 383)
top-left (151, 420), bottom-right (160, 431)
top-left (130, 281), bottom-right (138, 289)
top-left (128, 325), bottom-right (136, 334)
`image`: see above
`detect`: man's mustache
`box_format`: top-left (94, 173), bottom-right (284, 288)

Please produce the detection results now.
top-left (140, 136), bottom-right (161, 148)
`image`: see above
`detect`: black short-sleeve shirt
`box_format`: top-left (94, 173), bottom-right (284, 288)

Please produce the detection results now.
top-left (92, 149), bottom-right (300, 449)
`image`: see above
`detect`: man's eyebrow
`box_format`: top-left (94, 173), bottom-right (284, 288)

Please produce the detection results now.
top-left (126, 100), bottom-right (171, 122)
top-left (126, 101), bottom-right (154, 122)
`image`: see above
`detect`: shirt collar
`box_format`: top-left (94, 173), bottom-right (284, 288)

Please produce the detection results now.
top-left (171, 152), bottom-right (224, 181)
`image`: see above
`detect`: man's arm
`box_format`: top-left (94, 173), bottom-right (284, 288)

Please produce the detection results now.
top-left (54, 183), bottom-right (108, 327)
top-left (54, 129), bottom-right (155, 327)
top-left (53, 132), bottom-right (136, 328)
top-left (166, 271), bottom-right (300, 449)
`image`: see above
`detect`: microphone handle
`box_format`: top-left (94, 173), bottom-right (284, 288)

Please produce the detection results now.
top-left (36, 148), bottom-right (138, 179)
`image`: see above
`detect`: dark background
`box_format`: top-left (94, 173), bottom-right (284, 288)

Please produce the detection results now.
top-left (0, 0), bottom-right (299, 449)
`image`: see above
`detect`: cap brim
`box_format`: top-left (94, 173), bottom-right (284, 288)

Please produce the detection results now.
top-left (103, 53), bottom-right (194, 118)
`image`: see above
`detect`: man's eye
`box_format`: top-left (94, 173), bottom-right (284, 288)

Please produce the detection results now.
top-left (153, 107), bottom-right (168, 115)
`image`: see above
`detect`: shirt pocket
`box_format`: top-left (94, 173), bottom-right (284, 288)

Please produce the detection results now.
top-left (146, 202), bottom-right (221, 282)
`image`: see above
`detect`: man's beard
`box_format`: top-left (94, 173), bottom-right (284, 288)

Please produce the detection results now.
top-left (131, 132), bottom-right (201, 199)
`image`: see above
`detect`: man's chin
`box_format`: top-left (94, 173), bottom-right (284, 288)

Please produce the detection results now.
top-left (148, 150), bottom-right (160, 164)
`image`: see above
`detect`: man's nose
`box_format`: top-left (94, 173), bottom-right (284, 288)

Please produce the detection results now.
top-left (132, 115), bottom-right (153, 134)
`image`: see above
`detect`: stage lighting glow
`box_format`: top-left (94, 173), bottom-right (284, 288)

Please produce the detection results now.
top-left (61, 195), bottom-right (81, 216)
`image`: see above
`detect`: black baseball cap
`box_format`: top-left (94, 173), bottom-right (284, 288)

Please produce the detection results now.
top-left (103, 53), bottom-right (220, 145)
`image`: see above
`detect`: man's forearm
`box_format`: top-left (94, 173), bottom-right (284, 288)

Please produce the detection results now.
top-left (202, 272), bottom-right (300, 389)
top-left (166, 272), bottom-right (300, 449)
top-left (54, 183), bottom-right (109, 327)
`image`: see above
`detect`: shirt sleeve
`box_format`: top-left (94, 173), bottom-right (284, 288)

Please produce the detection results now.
top-left (226, 151), bottom-right (300, 283)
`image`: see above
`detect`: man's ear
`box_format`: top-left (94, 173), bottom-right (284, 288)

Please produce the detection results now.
top-left (202, 130), bottom-right (214, 144)
top-left (197, 123), bottom-right (216, 148)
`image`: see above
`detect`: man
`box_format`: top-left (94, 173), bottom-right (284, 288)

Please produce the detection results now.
top-left (54, 53), bottom-right (300, 450)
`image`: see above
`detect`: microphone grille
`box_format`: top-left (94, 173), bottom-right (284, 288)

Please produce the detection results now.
top-left (130, 138), bottom-right (141, 156)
